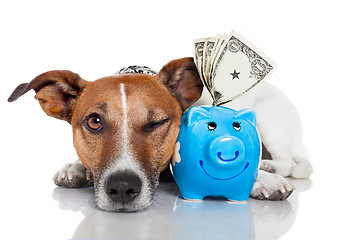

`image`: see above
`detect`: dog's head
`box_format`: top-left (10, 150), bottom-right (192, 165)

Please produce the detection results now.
top-left (8, 57), bottom-right (203, 211)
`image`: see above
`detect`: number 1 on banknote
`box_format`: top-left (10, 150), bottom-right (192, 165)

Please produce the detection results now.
top-left (194, 31), bottom-right (276, 106)
top-left (212, 31), bottom-right (276, 105)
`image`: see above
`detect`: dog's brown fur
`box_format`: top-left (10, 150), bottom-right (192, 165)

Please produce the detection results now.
top-left (71, 74), bottom-right (184, 176)
top-left (8, 57), bottom-right (203, 211)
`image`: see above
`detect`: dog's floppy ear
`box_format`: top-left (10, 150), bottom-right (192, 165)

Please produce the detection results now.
top-left (158, 57), bottom-right (204, 110)
top-left (8, 70), bottom-right (86, 123)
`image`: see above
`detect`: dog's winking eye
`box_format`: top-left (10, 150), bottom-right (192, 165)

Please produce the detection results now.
top-left (143, 118), bottom-right (170, 133)
top-left (86, 113), bottom-right (103, 131)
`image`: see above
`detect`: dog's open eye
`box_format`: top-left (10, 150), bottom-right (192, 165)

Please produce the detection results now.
top-left (233, 122), bottom-right (241, 131)
top-left (85, 113), bottom-right (103, 132)
top-left (143, 118), bottom-right (170, 133)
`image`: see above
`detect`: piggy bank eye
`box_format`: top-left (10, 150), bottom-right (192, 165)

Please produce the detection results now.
top-left (207, 122), bottom-right (217, 131)
top-left (233, 122), bottom-right (241, 131)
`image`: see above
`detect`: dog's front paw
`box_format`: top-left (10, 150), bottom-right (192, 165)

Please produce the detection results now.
top-left (53, 160), bottom-right (93, 188)
top-left (250, 171), bottom-right (294, 201)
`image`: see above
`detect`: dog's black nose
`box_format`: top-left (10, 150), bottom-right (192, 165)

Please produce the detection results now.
top-left (105, 170), bottom-right (142, 204)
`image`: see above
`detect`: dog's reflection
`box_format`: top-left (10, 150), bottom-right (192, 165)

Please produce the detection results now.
top-left (53, 181), bottom-right (311, 240)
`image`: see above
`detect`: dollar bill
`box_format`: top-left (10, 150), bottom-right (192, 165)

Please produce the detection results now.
top-left (209, 34), bottom-right (226, 83)
top-left (193, 30), bottom-right (276, 106)
top-left (193, 38), bottom-right (206, 85)
top-left (202, 38), bottom-right (215, 88)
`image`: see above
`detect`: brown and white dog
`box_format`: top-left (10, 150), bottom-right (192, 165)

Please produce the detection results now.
top-left (8, 57), bottom-right (312, 212)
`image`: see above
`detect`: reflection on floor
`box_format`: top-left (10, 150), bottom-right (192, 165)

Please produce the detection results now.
top-left (52, 179), bottom-right (312, 240)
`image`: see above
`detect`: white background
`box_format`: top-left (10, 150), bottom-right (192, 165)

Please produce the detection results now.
top-left (1, 0), bottom-right (359, 239)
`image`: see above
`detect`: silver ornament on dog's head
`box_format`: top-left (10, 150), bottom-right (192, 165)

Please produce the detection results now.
top-left (117, 65), bottom-right (157, 76)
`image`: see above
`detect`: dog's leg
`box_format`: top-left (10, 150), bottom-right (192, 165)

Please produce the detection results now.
top-left (259, 150), bottom-right (296, 177)
top-left (250, 170), bottom-right (294, 200)
top-left (256, 120), bottom-right (298, 177)
top-left (259, 132), bottom-right (312, 178)
top-left (253, 88), bottom-right (305, 177)
top-left (53, 159), bottom-right (93, 188)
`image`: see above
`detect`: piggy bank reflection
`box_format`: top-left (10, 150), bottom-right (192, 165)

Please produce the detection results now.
top-left (171, 106), bottom-right (261, 202)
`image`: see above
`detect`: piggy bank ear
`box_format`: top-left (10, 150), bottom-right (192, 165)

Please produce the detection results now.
top-left (235, 109), bottom-right (256, 126)
top-left (184, 107), bottom-right (211, 126)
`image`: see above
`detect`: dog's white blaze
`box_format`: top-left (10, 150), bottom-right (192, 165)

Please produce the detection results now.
top-left (95, 83), bottom-right (152, 211)
top-left (120, 83), bottom-right (129, 151)
top-left (118, 83), bottom-right (135, 164)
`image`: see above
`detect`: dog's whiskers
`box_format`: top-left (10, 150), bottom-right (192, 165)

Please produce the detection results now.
top-left (152, 192), bottom-right (165, 208)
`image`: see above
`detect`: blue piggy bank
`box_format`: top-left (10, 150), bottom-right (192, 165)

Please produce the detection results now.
top-left (171, 106), bottom-right (261, 202)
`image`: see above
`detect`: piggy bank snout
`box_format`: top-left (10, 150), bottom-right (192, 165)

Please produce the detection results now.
top-left (208, 136), bottom-right (245, 166)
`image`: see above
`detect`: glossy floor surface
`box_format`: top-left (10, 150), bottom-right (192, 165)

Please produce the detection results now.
top-left (32, 180), bottom-right (308, 240)
top-left (3, 160), bottom-right (358, 240)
